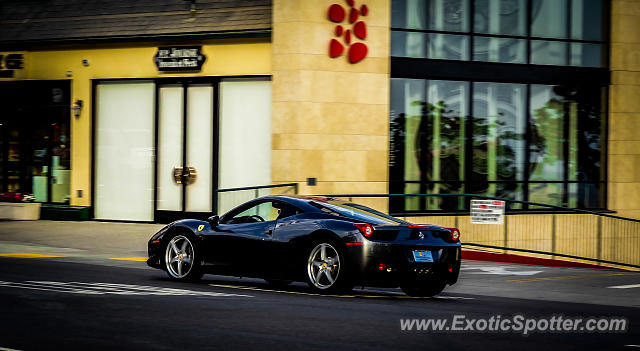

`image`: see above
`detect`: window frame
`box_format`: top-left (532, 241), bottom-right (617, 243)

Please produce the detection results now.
top-left (388, 77), bottom-right (608, 215)
top-left (390, 0), bottom-right (609, 67)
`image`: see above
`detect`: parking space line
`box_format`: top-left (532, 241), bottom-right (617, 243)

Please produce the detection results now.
top-left (0, 253), bottom-right (62, 258)
top-left (608, 284), bottom-right (640, 289)
top-left (508, 272), bottom-right (628, 283)
top-left (109, 257), bottom-right (148, 262)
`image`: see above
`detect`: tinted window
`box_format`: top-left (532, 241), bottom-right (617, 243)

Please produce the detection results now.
top-left (311, 201), bottom-right (406, 225)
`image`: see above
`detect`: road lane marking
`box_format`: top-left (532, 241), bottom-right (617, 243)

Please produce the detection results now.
top-left (608, 284), bottom-right (640, 289)
top-left (624, 345), bottom-right (640, 348)
top-left (109, 257), bottom-right (148, 262)
top-left (0, 253), bottom-right (62, 258)
top-left (208, 283), bottom-right (473, 300)
top-left (508, 272), bottom-right (628, 283)
top-left (464, 266), bottom-right (543, 276)
top-left (0, 280), bottom-right (252, 297)
top-left (0, 346), bottom-right (23, 351)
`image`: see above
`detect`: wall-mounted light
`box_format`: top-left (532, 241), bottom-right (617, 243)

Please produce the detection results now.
top-left (72, 99), bottom-right (83, 118)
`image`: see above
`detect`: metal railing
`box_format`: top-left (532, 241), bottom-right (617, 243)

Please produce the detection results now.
top-left (317, 193), bottom-right (640, 270)
top-left (215, 183), bottom-right (298, 215)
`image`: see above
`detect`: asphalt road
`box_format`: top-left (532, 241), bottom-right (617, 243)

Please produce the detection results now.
top-left (0, 256), bottom-right (638, 351)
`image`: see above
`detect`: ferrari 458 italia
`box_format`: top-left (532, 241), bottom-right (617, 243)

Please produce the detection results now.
top-left (147, 195), bottom-right (461, 297)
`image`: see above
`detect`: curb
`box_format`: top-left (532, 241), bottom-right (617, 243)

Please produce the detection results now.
top-left (461, 249), bottom-right (624, 270)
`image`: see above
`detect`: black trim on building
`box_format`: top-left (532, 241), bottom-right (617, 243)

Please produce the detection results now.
top-left (391, 58), bottom-right (610, 86)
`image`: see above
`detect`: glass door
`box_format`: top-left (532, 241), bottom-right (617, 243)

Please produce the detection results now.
top-left (156, 82), bottom-right (216, 223)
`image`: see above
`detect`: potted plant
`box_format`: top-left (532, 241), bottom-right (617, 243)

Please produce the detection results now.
top-left (0, 192), bottom-right (41, 220)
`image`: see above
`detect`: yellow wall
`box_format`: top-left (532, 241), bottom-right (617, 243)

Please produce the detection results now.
top-left (272, 0), bottom-right (390, 211)
top-left (609, 0), bottom-right (640, 219)
top-left (1, 39), bottom-right (271, 206)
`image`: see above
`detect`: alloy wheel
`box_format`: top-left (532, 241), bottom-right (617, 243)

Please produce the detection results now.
top-left (165, 235), bottom-right (195, 279)
top-left (307, 243), bottom-right (341, 289)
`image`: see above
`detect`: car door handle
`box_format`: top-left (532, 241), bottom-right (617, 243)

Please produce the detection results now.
top-left (265, 229), bottom-right (273, 235)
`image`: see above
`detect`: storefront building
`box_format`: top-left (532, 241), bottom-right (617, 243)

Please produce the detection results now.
top-left (0, 1), bottom-right (273, 222)
top-left (0, 0), bottom-right (639, 266)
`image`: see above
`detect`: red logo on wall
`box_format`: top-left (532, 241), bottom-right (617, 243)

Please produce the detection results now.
top-left (328, 0), bottom-right (368, 64)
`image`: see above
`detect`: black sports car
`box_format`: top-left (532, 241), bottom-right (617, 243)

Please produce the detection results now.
top-left (147, 195), bottom-right (461, 297)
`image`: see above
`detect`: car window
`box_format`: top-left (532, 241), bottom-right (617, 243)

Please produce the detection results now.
top-left (226, 201), bottom-right (279, 224)
top-left (273, 201), bottom-right (302, 220)
top-left (223, 200), bottom-right (303, 224)
top-left (310, 201), bottom-right (406, 225)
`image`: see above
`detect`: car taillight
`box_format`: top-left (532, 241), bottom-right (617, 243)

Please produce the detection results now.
top-left (446, 227), bottom-right (461, 242)
top-left (354, 223), bottom-right (374, 238)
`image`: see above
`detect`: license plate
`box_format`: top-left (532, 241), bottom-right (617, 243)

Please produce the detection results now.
top-left (412, 250), bottom-right (433, 262)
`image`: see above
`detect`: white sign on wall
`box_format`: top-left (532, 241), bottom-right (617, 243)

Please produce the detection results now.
top-left (471, 200), bottom-right (505, 224)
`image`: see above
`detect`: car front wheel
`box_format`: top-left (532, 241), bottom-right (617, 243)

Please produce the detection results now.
top-left (164, 234), bottom-right (203, 281)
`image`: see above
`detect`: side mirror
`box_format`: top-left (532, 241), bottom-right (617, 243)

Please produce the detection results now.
top-left (207, 215), bottom-right (219, 227)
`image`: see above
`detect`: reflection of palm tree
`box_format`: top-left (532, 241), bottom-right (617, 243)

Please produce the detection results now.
top-left (388, 97), bottom-right (542, 210)
top-left (414, 100), bottom-right (463, 210)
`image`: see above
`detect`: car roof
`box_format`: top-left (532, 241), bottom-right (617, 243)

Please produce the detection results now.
top-left (260, 194), bottom-right (349, 206)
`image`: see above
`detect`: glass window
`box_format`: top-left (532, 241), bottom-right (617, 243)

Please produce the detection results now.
top-left (570, 43), bottom-right (603, 67)
top-left (95, 81), bottom-right (155, 221)
top-left (391, 31), bottom-right (427, 58)
top-left (473, 37), bottom-right (526, 63)
top-left (571, 0), bottom-right (603, 41)
top-left (428, 33), bottom-right (470, 60)
top-left (227, 201), bottom-right (279, 223)
top-left (529, 85), bottom-right (565, 182)
top-left (391, 0), bottom-right (607, 68)
top-left (531, 40), bottom-right (567, 65)
top-left (427, 0), bottom-right (470, 32)
top-left (569, 183), bottom-right (605, 209)
top-left (531, 0), bottom-right (568, 39)
top-left (472, 82), bottom-right (526, 200)
top-left (389, 78), bottom-right (469, 211)
top-left (311, 201), bottom-right (406, 225)
top-left (389, 79), bottom-right (605, 212)
top-left (392, 0), bottom-right (428, 29)
top-left (474, 0), bottom-right (528, 36)
top-left (574, 86), bottom-right (605, 184)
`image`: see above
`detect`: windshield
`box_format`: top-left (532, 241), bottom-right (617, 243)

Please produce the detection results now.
top-left (310, 201), bottom-right (407, 225)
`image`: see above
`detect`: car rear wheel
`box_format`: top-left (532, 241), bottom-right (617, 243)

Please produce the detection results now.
top-left (164, 234), bottom-right (203, 281)
top-left (400, 280), bottom-right (446, 297)
top-left (306, 241), bottom-right (351, 293)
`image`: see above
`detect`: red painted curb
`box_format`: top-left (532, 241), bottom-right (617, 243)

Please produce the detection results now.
top-left (462, 250), bottom-right (623, 270)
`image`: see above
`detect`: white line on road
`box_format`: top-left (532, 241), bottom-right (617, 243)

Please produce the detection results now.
top-left (608, 284), bottom-right (640, 289)
top-left (0, 280), bottom-right (252, 297)
top-left (462, 266), bottom-right (543, 276)
top-left (624, 345), bottom-right (640, 348)
top-left (0, 346), bottom-right (23, 351)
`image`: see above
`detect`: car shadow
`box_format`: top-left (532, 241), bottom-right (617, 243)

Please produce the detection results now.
top-left (148, 274), bottom-right (460, 301)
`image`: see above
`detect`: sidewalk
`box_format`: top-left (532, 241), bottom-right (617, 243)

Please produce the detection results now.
top-left (0, 220), bottom-right (163, 260)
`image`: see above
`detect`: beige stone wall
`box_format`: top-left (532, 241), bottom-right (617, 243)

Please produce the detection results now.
top-left (272, 0), bottom-right (390, 210)
top-left (609, 0), bottom-right (640, 219)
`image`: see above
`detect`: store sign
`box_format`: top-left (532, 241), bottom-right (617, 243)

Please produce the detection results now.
top-left (471, 200), bottom-right (505, 225)
top-left (327, 0), bottom-right (368, 64)
top-left (0, 53), bottom-right (24, 78)
top-left (154, 46), bottom-right (206, 72)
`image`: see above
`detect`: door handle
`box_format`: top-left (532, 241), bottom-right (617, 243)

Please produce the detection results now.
top-left (185, 166), bottom-right (197, 185)
top-left (265, 229), bottom-right (273, 235)
top-left (173, 167), bottom-right (183, 184)
top-left (172, 166), bottom-right (197, 184)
